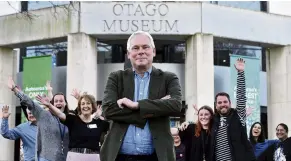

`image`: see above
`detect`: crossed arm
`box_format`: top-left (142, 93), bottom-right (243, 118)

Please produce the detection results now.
top-left (102, 72), bottom-right (182, 128)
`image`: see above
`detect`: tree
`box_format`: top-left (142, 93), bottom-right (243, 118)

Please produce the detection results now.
top-left (7, 1), bottom-right (80, 22)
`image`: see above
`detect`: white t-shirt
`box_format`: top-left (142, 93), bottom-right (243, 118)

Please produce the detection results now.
top-left (274, 147), bottom-right (286, 161)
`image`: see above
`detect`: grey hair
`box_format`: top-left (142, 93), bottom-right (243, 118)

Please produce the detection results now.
top-left (126, 31), bottom-right (155, 51)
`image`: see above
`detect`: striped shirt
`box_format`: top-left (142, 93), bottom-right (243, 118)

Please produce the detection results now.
top-left (215, 71), bottom-right (246, 161)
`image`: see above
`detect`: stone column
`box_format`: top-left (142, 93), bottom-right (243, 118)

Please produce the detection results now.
top-left (0, 47), bottom-right (17, 161)
top-left (267, 46), bottom-right (291, 138)
top-left (185, 34), bottom-right (214, 122)
top-left (67, 33), bottom-right (97, 109)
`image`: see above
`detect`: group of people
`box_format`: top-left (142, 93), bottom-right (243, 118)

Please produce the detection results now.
top-left (2, 78), bottom-right (109, 161)
top-left (0, 30), bottom-right (290, 161)
top-left (170, 58), bottom-right (291, 161)
top-left (171, 106), bottom-right (291, 161)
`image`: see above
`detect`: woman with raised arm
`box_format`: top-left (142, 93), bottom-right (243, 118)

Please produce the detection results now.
top-left (7, 77), bottom-right (70, 161)
top-left (248, 122), bottom-right (279, 160)
top-left (176, 105), bottom-right (214, 161)
top-left (36, 93), bottom-right (109, 161)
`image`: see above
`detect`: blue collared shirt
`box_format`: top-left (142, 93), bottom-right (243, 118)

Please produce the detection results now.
top-left (119, 68), bottom-right (155, 155)
top-left (1, 118), bottom-right (37, 161)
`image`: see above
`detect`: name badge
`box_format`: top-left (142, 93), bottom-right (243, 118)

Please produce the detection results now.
top-left (88, 124), bottom-right (97, 129)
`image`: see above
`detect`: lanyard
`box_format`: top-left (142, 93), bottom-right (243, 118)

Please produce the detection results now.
top-left (55, 116), bottom-right (65, 154)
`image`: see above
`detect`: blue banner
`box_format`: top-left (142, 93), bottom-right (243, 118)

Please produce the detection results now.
top-left (230, 55), bottom-right (260, 135)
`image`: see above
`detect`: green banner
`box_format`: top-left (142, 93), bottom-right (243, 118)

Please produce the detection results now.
top-left (230, 54), bottom-right (260, 135)
top-left (22, 55), bottom-right (52, 122)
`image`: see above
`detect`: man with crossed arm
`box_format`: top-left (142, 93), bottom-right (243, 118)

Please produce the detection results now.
top-left (101, 31), bottom-right (182, 161)
top-left (210, 58), bottom-right (256, 161)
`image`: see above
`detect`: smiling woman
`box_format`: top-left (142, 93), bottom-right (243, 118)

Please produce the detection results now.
top-left (248, 122), bottom-right (279, 160)
top-left (178, 105), bottom-right (214, 161)
top-left (36, 93), bottom-right (110, 161)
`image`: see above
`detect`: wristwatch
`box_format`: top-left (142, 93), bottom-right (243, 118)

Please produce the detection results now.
top-left (11, 85), bottom-right (18, 91)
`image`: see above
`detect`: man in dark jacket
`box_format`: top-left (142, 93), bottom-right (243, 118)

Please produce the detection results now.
top-left (210, 58), bottom-right (256, 161)
top-left (101, 31), bottom-right (182, 161)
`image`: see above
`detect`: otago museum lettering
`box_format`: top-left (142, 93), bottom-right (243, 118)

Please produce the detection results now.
top-left (103, 3), bottom-right (179, 32)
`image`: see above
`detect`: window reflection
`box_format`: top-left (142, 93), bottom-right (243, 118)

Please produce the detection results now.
top-left (209, 1), bottom-right (266, 11)
top-left (97, 40), bottom-right (185, 64)
top-left (214, 41), bottom-right (265, 71)
top-left (26, 42), bottom-right (67, 66)
top-left (97, 42), bottom-right (125, 63)
top-left (27, 1), bottom-right (70, 10)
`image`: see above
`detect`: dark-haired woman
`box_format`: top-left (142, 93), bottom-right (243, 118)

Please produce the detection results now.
top-left (249, 122), bottom-right (279, 160)
top-left (177, 105), bottom-right (214, 161)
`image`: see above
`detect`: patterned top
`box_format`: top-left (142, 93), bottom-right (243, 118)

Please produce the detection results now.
top-left (274, 146), bottom-right (286, 161)
top-left (215, 72), bottom-right (246, 161)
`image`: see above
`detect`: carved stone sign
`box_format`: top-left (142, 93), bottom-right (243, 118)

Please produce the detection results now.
top-left (103, 3), bottom-right (179, 33)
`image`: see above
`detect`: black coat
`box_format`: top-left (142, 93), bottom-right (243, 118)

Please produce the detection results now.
top-left (258, 137), bottom-right (291, 161)
top-left (179, 124), bottom-right (211, 161)
top-left (209, 109), bottom-right (256, 161)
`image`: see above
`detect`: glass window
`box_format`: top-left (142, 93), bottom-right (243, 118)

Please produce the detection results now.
top-left (97, 40), bottom-right (185, 64)
top-left (209, 1), bottom-right (267, 12)
top-left (153, 41), bottom-right (185, 63)
top-left (27, 1), bottom-right (70, 11)
top-left (97, 42), bottom-right (125, 64)
top-left (25, 42), bottom-right (67, 66)
top-left (214, 49), bottom-right (230, 67)
top-left (261, 48), bottom-right (266, 72)
top-left (214, 41), bottom-right (265, 71)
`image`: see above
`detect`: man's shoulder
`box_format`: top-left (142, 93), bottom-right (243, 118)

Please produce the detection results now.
top-left (16, 121), bottom-right (31, 129)
top-left (109, 69), bottom-right (126, 76)
top-left (109, 67), bottom-right (178, 79)
top-left (153, 67), bottom-right (178, 78)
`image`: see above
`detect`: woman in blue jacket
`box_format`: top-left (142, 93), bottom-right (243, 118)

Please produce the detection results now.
top-left (249, 122), bottom-right (279, 160)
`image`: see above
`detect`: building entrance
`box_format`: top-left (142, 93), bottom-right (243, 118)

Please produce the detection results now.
top-left (97, 39), bottom-right (186, 66)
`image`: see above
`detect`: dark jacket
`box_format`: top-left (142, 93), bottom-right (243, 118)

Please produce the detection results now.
top-left (259, 137), bottom-right (291, 161)
top-left (100, 67), bottom-right (182, 161)
top-left (209, 109), bottom-right (256, 161)
top-left (179, 124), bottom-right (211, 161)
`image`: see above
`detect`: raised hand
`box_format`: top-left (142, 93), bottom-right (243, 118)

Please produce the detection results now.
top-left (246, 106), bottom-right (253, 117)
top-left (193, 104), bottom-right (198, 115)
top-left (7, 77), bottom-right (16, 90)
top-left (71, 88), bottom-right (81, 100)
top-left (2, 105), bottom-right (11, 118)
top-left (178, 121), bottom-right (189, 131)
top-left (94, 105), bottom-right (102, 117)
top-left (234, 58), bottom-right (245, 72)
top-left (36, 94), bottom-right (51, 107)
top-left (46, 80), bottom-right (53, 92)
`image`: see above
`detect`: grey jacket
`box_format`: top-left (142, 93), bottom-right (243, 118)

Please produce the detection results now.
top-left (15, 91), bottom-right (69, 161)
